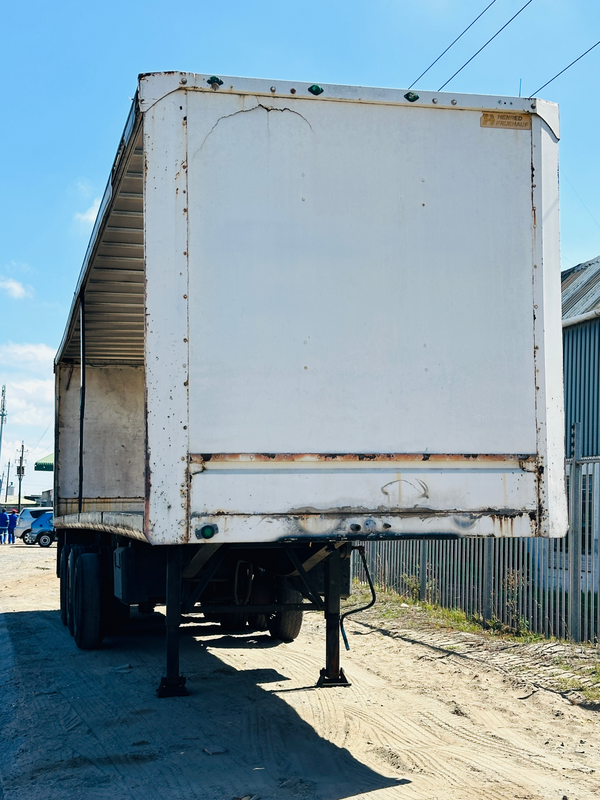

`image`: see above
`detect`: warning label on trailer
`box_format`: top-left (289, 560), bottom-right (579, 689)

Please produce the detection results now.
top-left (480, 112), bottom-right (532, 130)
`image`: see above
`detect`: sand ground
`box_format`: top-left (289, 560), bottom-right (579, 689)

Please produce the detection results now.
top-left (1, 543), bottom-right (599, 800)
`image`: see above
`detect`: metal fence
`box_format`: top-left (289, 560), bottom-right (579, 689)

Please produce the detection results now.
top-left (354, 431), bottom-right (600, 642)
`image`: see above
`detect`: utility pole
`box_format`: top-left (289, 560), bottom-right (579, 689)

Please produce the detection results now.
top-left (0, 386), bottom-right (6, 488)
top-left (17, 442), bottom-right (25, 513)
top-left (4, 462), bottom-right (10, 504)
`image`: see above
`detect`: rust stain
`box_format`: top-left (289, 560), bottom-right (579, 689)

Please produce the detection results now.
top-left (192, 507), bottom-right (535, 520)
top-left (190, 452), bottom-right (536, 465)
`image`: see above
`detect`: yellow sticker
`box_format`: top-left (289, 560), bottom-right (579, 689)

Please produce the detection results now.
top-left (480, 111), bottom-right (532, 130)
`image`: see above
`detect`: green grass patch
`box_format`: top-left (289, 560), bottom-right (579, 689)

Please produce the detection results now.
top-left (348, 579), bottom-right (545, 642)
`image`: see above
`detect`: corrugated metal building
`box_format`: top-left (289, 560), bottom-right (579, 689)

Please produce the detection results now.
top-left (562, 255), bottom-right (600, 457)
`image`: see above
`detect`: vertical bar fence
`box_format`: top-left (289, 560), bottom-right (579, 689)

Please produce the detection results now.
top-left (353, 437), bottom-right (599, 643)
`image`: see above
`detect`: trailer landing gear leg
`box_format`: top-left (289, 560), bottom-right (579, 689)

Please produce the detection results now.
top-left (157, 547), bottom-right (189, 697)
top-left (317, 547), bottom-right (351, 687)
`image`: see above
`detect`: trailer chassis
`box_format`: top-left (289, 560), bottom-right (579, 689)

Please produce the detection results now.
top-left (57, 533), bottom-right (355, 695)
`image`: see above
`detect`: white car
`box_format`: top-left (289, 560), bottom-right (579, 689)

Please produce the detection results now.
top-left (16, 507), bottom-right (53, 542)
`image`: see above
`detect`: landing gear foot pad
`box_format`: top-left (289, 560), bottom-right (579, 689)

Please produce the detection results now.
top-left (316, 668), bottom-right (351, 687)
top-left (157, 676), bottom-right (189, 697)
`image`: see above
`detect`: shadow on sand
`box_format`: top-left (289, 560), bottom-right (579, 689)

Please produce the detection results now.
top-left (0, 608), bottom-right (408, 800)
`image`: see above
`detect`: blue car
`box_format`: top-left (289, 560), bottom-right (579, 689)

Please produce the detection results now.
top-left (22, 511), bottom-right (55, 547)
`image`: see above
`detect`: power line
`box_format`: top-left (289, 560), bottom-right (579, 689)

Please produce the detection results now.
top-left (561, 169), bottom-right (600, 233)
top-left (408, 0), bottom-right (499, 90)
top-left (529, 39), bottom-right (600, 97)
top-left (25, 421), bottom-right (51, 452)
top-left (438, 0), bottom-right (534, 92)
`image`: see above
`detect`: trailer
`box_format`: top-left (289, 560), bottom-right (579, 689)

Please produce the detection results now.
top-left (54, 72), bottom-right (567, 695)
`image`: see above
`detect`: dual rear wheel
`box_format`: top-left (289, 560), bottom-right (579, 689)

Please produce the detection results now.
top-left (59, 545), bottom-right (129, 650)
top-left (59, 547), bottom-right (304, 649)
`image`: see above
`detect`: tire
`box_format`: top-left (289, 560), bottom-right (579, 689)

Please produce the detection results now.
top-left (59, 544), bottom-right (72, 626)
top-left (67, 546), bottom-right (86, 636)
top-left (249, 576), bottom-right (271, 631)
top-left (97, 546), bottom-right (128, 635)
top-left (37, 532), bottom-right (52, 548)
top-left (219, 612), bottom-right (248, 632)
top-left (268, 582), bottom-right (303, 642)
top-left (22, 530), bottom-right (36, 545)
top-left (73, 553), bottom-right (104, 650)
top-left (110, 598), bottom-right (130, 630)
top-left (248, 614), bottom-right (269, 631)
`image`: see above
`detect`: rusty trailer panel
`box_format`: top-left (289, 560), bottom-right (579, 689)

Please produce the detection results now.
top-left (189, 453), bottom-right (538, 465)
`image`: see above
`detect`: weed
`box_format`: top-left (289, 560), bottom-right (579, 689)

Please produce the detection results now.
top-left (401, 573), bottom-right (421, 602)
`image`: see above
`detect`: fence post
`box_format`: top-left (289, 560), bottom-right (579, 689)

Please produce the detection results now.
top-left (482, 537), bottom-right (493, 626)
top-left (420, 540), bottom-right (427, 602)
top-left (569, 422), bottom-right (583, 642)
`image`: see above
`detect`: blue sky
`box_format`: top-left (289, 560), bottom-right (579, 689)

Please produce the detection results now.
top-left (1, 0), bottom-right (599, 497)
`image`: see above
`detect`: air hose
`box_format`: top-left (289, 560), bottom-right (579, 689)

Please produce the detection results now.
top-left (340, 545), bottom-right (377, 651)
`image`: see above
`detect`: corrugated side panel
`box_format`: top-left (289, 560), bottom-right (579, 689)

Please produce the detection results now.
top-left (564, 318), bottom-right (600, 458)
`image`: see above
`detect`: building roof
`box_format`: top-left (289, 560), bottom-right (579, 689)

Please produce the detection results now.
top-left (562, 255), bottom-right (600, 320)
top-left (34, 453), bottom-right (54, 472)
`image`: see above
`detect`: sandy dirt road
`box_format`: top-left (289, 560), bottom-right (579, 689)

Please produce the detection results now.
top-left (1, 543), bottom-right (599, 800)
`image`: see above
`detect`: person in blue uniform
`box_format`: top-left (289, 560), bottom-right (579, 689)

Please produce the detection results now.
top-left (8, 510), bottom-right (17, 544)
top-left (0, 509), bottom-right (8, 544)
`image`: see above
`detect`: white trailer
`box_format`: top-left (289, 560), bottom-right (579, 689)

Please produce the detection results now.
top-left (54, 72), bottom-right (567, 694)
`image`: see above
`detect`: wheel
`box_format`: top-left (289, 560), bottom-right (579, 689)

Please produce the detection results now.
top-left (59, 544), bottom-right (72, 626)
top-left (73, 553), bottom-right (104, 650)
top-left (22, 530), bottom-right (36, 545)
top-left (107, 597), bottom-right (130, 632)
top-left (37, 532), bottom-right (52, 548)
top-left (249, 576), bottom-right (271, 631)
top-left (219, 612), bottom-right (248, 632)
top-left (96, 546), bottom-right (129, 635)
top-left (248, 614), bottom-right (269, 631)
top-left (67, 546), bottom-right (86, 636)
top-left (268, 582), bottom-right (303, 642)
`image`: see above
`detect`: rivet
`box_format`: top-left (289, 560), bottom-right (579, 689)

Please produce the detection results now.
top-left (270, 86), bottom-right (276, 93)
top-left (432, 98), bottom-right (438, 104)
top-left (451, 99), bottom-right (457, 105)
top-left (180, 77), bottom-right (187, 85)
top-left (290, 88), bottom-right (296, 94)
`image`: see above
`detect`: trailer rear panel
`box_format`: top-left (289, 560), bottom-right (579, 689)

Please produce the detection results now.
top-left (55, 73), bottom-right (567, 545)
